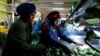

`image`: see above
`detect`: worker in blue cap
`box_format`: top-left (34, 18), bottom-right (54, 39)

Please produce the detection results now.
top-left (2, 3), bottom-right (45, 56)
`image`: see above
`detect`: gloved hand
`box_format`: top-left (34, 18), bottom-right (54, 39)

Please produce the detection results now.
top-left (37, 44), bottom-right (47, 51)
top-left (74, 42), bottom-right (83, 46)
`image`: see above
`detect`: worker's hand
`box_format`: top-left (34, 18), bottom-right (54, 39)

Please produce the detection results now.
top-left (38, 44), bottom-right (46, 50)
top-left (75, 42), bottom-right (83, 46)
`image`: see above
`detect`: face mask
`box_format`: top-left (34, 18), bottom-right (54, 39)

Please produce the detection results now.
top-left (55, 19), bottom-right (61, 25)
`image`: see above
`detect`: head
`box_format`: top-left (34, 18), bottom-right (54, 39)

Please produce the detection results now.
top-left (47, 11), bottom-right (61, 23)
top-left (16, 3), bottom-right (36, 23)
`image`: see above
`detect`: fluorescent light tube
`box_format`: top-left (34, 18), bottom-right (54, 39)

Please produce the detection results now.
top-left (53, 2), bottom-right (64, 4)
top-left (52, 8), bottom-right (65, 10)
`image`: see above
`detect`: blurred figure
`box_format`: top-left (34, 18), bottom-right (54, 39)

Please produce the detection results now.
top-left (33, 11), bottom-right (44, 33)
top-left (2, 3), bottom-right (45, 56)
top-left (0, 21), bottom-right (5, 26)
top-left (40, 11), bottom-right (82, 56)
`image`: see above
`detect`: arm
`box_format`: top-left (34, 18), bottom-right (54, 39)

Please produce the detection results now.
top-left (56, 25), bottom-right (74, 43)
top-left (56, 25), bottom-right (82, 45)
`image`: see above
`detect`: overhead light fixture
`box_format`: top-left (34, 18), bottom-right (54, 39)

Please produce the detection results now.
top-left (53, 2), bottom-right (64, 4)
top-left (52, 8), bottom-right (65, 10)
top-left (20, 0), bottom-right (27, 3)
top-left (60, 14), bottom-right (65, 15)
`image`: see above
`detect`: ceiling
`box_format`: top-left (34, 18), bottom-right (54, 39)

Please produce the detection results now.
top-left (15, 0), bottom-right (78, 18)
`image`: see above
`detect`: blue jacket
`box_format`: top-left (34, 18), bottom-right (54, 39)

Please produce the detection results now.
top-left (40, 20), bottom-right (74, 48)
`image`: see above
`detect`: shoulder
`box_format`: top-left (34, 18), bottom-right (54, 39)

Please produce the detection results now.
top-left (12, 19), bottom-right (27, 29)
